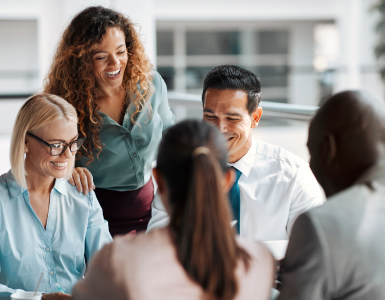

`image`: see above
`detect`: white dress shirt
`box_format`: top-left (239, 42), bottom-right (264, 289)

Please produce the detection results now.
top-left (147, 138), bottom-right (324, 241)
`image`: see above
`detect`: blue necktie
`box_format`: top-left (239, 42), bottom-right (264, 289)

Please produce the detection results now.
top-left (228, 167), bottom-right (242, 234)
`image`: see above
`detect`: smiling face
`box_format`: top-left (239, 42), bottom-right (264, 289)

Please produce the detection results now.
top-left (25, 118), bottom-right (78, 180)
top-left (203, 89), bottom-right (262, 163)
top-left (92, 27), bottom-right (128, 91)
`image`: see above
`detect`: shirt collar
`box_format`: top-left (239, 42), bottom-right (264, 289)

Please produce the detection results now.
top-left (227, 138), bottom-right (257, 177)
top-left (355, 160), bottom-right (385, 185)
top-left (98, 111), bottom-right (119, 126)
top-left (53, 178), bottom-right (68, 196)
top-left (5, 170), bottom-right (27, 200)
top-left (6, 169), bottom-right (68, 200)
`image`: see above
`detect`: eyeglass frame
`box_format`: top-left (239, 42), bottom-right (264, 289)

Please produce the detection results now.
top-left (26, 132), bottom-right (85, 156)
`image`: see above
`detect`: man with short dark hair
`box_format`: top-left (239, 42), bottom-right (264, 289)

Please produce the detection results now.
top-left (278, 90), bottom-right (385, 299)
top-left (148, 65), bottom-right (324, 241)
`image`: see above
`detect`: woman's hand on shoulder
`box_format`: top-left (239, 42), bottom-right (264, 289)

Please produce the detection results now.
top-left (69, 167), bottom-right (95, 195)
top-left (42, 293), bottom-right (71, 300)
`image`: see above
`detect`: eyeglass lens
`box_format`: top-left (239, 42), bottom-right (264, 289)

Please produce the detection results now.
top-left (50, 139), bottom-right (85, 156)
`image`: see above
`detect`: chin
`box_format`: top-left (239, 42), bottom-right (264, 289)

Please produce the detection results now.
top-left (48, 167), bottom-right (68, 179)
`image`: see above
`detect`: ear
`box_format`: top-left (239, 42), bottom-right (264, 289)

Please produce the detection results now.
top-left (251, 107), bottom-right (263, 128)
top-left (223, 168), bottom-right (236, 193)
top-left (320, 133), bottom-right (337, 166)
top-left (25, 137), bottom-right (29, 153)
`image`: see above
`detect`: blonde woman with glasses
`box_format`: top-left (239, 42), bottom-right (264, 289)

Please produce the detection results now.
top-left (0, 94), bottom-right (112, 299)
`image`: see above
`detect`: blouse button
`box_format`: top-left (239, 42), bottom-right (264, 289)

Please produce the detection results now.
top-left (133, 153), bottom-right (137, 157)
top-left (138, 172), bottom-right (143, 176)
top-left (45, 247), bottom-right (50, 252)
top-left (50, 271), bottom-right (54, 275)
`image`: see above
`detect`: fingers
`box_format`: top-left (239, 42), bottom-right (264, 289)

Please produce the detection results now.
top-left (79, 171), bottom-right (89, 195)
top-left (42, 293), bottom-right (71, 300)
top-left (72, 169), bottom-right (83, 193)
top-left (70, 167), bottom-right (95, 194)
top-left (82, 168), bottom-right (95, 192)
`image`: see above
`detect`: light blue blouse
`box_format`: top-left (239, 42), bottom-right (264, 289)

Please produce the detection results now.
top-left (0, 170), bottom-right (112, 297)
top-left (75, 70), bottom-right (175, 191)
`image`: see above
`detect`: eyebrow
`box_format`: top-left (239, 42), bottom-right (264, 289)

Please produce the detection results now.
top-left (226, 113), bottom-right (242, 117)
top-left (47, 134), bottom-right (79, 143)
top-left (94, 44), bottom-right (125, 54)
top-left (203, 109), bottom-right (242, 117)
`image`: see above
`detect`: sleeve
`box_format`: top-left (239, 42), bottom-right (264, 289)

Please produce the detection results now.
top-left (0, 285), bottom-right (24, 298)
top-left (287, 165), bottom-right (325, 234)
top-left (277, 213), bottom-right (331, 300)
top-left (85, 191), bottom-right (113, 263)
top-left (155, 71), bottom-right (175, 133)
top-left (72, 243), bottom-right (118, 300)
top-left (146, 192), bottom-right (170, 233)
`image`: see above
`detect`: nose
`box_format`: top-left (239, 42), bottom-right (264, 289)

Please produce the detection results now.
top-left (109, 54), bottom-right (119, 66)
top-left (61, 145), bottom-right (73, 159)
top-left (218, 119), bottom-right (228, 133)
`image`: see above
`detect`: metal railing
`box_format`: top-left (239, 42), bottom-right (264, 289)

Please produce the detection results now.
top-left (168, 91), bottom-right (318, 121)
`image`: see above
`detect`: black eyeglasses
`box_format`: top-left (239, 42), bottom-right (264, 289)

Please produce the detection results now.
top-left (26, 132), bottom-right (85, 156)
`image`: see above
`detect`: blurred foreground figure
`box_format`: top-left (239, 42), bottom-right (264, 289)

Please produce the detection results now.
top-left (148, 65), bottom-right (324, 241)
top-left (278, 91), bottom-right (385, 300)
top-left (72, 120), bottom-right (274, 300)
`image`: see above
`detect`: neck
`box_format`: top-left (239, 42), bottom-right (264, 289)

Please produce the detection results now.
top-left (96, 85), bottom-right (124, 100)
top-left (24, 158), bottom-right (55, 195)
top-left (228, 135), bottom-right (252, 163)
top-left (325, 162), bottom-right (374, 198)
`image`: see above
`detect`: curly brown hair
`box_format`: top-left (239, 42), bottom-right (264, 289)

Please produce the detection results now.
top-left (44, 6), bottom-right (154, 163)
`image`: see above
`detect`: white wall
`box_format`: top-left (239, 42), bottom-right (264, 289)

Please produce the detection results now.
top-left (155, 0), bottom-right (344, 20)
top-left (0, 20), bottom-right (39, 94)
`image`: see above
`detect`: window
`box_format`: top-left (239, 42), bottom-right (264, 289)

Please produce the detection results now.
top-left (186, 31), bottom-right (241, 55)
top-left (156, 24), bottom-right (290, 103)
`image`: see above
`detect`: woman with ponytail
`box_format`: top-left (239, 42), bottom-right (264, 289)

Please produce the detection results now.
top-left (72, 120), bottom-right (274, 300)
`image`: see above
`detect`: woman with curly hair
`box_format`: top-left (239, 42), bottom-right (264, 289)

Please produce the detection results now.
top-left (44, 6), bottom-right (174, 236)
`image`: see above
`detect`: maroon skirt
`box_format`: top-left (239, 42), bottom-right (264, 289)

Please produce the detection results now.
top-left (94, 179), bottom-right (154, 237)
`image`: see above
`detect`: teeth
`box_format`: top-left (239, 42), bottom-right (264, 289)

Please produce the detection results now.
top-left (106, 69), bottom-right (120, 76)
top-left (51, 162), bottom-right (67, 167)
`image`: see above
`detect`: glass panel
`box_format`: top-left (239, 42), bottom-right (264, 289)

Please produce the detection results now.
top-left (185, 66), bottom-right (216, 90)
top-left (157, 67), bottom-right (175, 90)
top-left (256, 31), bottom-right (289, 54)
top-left (248, 66), bottom-right (289, 87)
top-left (157, 31), bottom-right (174, 56)
top-left (186, 31), bottom-right (241, 55)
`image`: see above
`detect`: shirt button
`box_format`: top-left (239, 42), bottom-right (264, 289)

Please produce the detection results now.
top-left (138, 172), bottom-right (143, 176)
top-left (133, 153), bottom-right (137, 157)
top-left (45, 247), bottom-right (50, 252)
top-left (50, 271), bottom-right (54, 275)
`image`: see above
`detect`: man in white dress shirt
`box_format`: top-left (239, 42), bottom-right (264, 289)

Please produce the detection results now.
top-left (148, 65), bottom-right (324, 241)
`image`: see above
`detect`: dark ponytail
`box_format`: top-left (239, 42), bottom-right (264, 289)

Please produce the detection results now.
top-left (156, 120), bottom-right (250, 300)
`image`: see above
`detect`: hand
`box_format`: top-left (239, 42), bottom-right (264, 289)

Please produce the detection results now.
top-left (69, 167), bottom-right (95, 195)
top-left (42, 292), bottom-right (71, 300)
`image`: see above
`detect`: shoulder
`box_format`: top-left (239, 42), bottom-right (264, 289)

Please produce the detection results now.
top-left (255, 140), bottom-right (308, 168)
top-left (237, 237), bottom-right (274, 267)
top-left (151, 69), bottom-right (166, 89)
top-left (306, 184), bottom-right (369, 228)
top-left (58, 179), bottom-right (95, 207)
top-left (0, 172), bottom-right (8, 193)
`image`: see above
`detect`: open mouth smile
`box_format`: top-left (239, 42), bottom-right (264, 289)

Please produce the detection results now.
top-left (50, 161), bottom-right (68, 170)
top-left (105, 68), bottom-right (122, 79)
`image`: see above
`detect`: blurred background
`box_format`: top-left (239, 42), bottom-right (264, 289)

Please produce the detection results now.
top-left (0, 0), bottom-right (384, 173)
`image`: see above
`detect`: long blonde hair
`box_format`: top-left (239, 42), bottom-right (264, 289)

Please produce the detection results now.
top-left (10, 94), bottom-right (78, 188)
